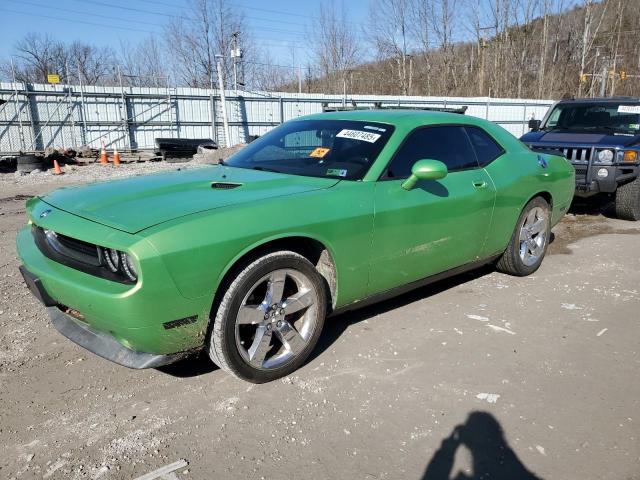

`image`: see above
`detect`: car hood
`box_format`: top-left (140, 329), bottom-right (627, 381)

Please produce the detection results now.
top-left (521, 130), bottom-right (640, 147)
top-left (41, 166), bottom-right (340, 234)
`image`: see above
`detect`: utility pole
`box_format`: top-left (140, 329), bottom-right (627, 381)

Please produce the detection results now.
top-left (599, 64), bottom-right (608, 97)
top-left (478, 26), bottom-right (494, 97)
top-left (215, 54), bottom-right (231, 147)
top-left (407, 54), bottom-right (414, 95)
top-left (231, 31), bottom-right (241, 92)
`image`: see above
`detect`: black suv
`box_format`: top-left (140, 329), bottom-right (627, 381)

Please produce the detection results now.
top-left (521, 97), bottom-right (640, 220)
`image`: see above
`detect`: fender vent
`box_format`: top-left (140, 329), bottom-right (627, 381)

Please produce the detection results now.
top-left (211, 182), bottom-right (241, 190)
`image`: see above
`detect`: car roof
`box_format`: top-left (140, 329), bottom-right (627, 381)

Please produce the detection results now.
top-left (556, 96), bottom-right (640, 105)
top-left (299, 109), bottom-right (491, 128)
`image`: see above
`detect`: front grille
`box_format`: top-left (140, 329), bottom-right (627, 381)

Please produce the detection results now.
top-left (32, 226), bottom-right (134, 284)
top-left (56, 233), bottom-right (100, 259)
top-left (531, 145), bottom-right (593, 163)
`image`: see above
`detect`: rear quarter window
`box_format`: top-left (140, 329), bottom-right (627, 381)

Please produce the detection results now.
top-left (465, 127), bottom-right (505, 167)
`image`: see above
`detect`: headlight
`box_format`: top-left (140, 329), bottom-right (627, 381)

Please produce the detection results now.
top-left (103, 248), bottom-right (120, 273)
top-left (100, 247), bottom-right (138, 282)
top-left (597, 149), bottom-right (614, 163)
top-left (120, 252), bottom-right (138, 282)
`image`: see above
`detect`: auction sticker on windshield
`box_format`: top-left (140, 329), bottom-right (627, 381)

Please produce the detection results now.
top-left (309, 147), bottom-right (331, 158)
top-left (336, 129), bottom-right (381, 143)
top-left (618, 105), bottom-right (640, 114)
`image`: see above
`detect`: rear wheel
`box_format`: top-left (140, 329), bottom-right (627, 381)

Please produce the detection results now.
top-left (614, 177), bottom-right (640, 221)
top-left (208, 251), bottom-right (326, 383)
top-left (496, 197), bottom-right (551, 276)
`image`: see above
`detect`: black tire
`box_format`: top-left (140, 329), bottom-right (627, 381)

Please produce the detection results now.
top-left (17, 154), bottom-right (44, 173)
top-left (208, 251), bottom-right (327, 383)
top-left (496, 197), bottom-right (551, 276)
top-left (614, 177), bottom-right (640, 221)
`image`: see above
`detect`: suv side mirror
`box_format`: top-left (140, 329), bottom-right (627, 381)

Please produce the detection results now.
top-left (528, 119), bottom-right (542, 131)
top-left (401, 159), bottom-right (448, 190)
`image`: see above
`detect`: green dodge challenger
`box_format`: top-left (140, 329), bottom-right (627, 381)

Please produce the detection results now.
top-left (17, 110), bottom-right (575, 383)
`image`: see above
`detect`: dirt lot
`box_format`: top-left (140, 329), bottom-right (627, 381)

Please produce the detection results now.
top-left (0, 166), bottom-right (639, 480)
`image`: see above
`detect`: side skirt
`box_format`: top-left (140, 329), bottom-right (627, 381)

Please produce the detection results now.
top-left (329, 255), bottom-right (501, 318)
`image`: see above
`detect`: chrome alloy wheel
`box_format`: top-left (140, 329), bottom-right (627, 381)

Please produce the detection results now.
top-left (518, 206), bottom-right (548, 267)
top-left (235, 269), bottom-right (318, 370)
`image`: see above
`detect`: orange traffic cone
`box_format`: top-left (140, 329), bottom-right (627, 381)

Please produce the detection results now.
top-left (100, 144), bottom-right (108, 165)
top-left (52, 159), bottom-right (63, 175)
top-left (113, 147), bottom-right (121, 166)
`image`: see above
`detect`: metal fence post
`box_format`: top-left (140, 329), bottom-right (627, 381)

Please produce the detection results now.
top-left (279, 97), bottom-right (284, 124)
top-left (485, 96), bottom-right (491, 120)
top-left (10, 59), bottom-right (26, 151)
top-left (64, 62), bottom-right (78, 148)
top-left (117, 65), bottom-right (132, 150)
top-left (209, 74), bottom-right (217, 143)
top-left (77, 64), bottom-right (88, 146)
top-left (522, 104), bottom-right (528, 136)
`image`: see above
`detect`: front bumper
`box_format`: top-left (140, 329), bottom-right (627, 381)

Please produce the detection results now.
top-left (48, 305), bottom-right (186, 368)
top-left (573, 164), bottom-right (639, 197)
top-left (528, 144), bottom-right (639, 197)
top-left (18, 265), bottom-right (185, 368)
top-left (17, 219), bottom-right (212, 362)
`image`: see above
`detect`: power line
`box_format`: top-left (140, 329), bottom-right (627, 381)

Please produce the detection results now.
top-left (0, 7), bottom-right (158, 34)
top-left (6, 0), bottom-right (162, 28)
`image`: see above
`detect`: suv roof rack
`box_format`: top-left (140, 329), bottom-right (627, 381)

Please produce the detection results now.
top-left (560, 96), bottom-right (639, 102)
top-left (322, 102), bottom-right (467, 114)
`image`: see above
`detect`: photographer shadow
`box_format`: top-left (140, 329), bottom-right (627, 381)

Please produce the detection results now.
top-left (423, 411), bottom-right (543, 480)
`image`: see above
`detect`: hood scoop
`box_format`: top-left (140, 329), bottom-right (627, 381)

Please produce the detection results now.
top-left (211, 182), bottom-right (242, 190)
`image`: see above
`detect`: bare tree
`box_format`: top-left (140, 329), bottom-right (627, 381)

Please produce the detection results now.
top-left (430, 0), bottom-right (457, 94)
top-left (312, 1), bottom-right (359, 93)
top-left (119, 36), bottom-right (167, 87)
top-left (1, 33), bottom-right (116, 85)
top-left (165, 0), bottom-right (249, 88)
top-left (367, 0), bottom-right (414, 95)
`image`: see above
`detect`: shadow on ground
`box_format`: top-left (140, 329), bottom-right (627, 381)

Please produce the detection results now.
top-left (422, 411), bottom-right (543, 480)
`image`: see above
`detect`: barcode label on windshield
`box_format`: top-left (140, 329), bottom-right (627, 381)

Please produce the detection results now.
top-left (336, 129), bottom-right (381, 143)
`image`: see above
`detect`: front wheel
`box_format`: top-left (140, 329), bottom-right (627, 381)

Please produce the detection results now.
top-left (496, 197), bottom-right (551, 276)
top-left (208, 251), bottom-right (327, 383)
top-left (614, 177), bottom-right (640, 221)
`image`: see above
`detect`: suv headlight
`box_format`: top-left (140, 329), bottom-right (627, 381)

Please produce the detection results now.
top-left (596, 149), bottom-right (614, 163)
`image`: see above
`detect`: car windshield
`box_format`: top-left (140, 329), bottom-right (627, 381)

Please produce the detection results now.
top-left (543, 103), bottom-right (640, 134)
top-left (223, 119), bottom-right (395, 180)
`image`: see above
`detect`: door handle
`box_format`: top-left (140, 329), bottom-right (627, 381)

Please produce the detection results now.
top-left (473, 180), bottom-right (487, 189)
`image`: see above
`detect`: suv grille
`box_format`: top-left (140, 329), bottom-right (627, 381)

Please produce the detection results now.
top-left (531, 145), bottom-right (592, 163)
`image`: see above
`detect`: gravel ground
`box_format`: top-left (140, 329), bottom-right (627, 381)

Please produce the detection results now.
top-left (0, 173), bottom-right (639, 480)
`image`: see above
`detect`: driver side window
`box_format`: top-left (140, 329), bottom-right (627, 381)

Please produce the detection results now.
top-left (385, 126), bottom-right (478, 179)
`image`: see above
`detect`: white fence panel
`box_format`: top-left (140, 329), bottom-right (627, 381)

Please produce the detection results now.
top-left (0, 82), bottom-right (555, 153)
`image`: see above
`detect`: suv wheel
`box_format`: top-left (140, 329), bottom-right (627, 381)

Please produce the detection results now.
top-left (497, 197), bottom-right (551, 276)
top-left (208, 251), bottom-right (327, 383)
top-left (614, 177), bottom-right (640, 221)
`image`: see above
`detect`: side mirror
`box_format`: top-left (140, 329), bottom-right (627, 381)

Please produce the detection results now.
top-left (528, 119), bottom-right (542, 131)
top-left (401, 159), bottom-right (448, 191)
